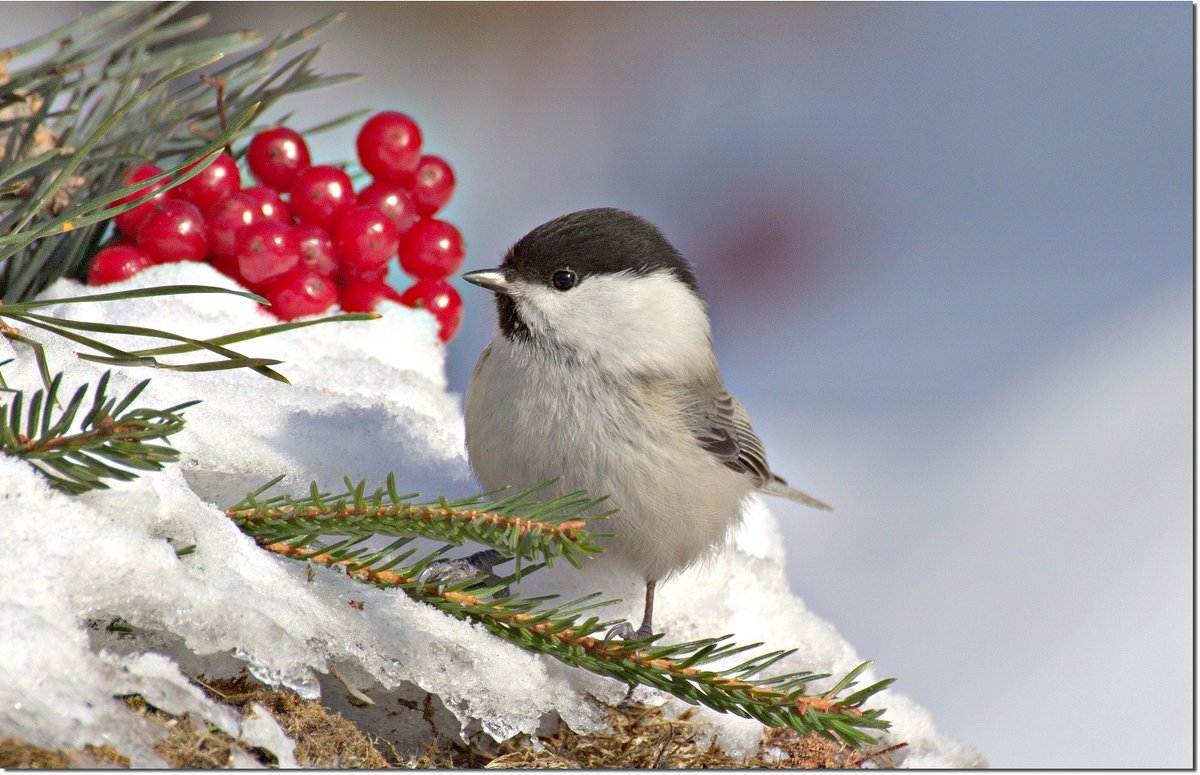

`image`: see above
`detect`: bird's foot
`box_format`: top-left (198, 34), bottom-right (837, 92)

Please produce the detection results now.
top-left (417, 549), bottom-right (510, 597)
top-left (618, 681), bottom-right (651, 707)
top-left (603, 623), bottom-right (657, 706)
top-left (602, 619), bottom-right (655, 648)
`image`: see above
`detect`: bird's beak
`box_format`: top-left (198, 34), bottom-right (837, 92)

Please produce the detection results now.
top-left (461, 268), bottom-right (511, 295)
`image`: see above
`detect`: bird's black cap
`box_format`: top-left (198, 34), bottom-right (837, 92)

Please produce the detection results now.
top-left (503, 208), bottom-right (700, 294)
top-left (484, 208), bottom-right (701, 341)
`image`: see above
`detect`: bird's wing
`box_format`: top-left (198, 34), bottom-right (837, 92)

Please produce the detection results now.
top-left (685, 382), bottom-right (775, 487)
top-left (684, 381), bottom-right (832, 511)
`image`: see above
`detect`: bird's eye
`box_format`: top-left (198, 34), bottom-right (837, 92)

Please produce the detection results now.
top-left (551, 270), bottom-right (577, 291)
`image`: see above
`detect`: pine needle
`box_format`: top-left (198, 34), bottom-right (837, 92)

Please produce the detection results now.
top-left (226, 474), bottom-right (896, 748)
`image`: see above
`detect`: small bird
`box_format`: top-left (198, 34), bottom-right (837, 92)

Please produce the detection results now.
top-left (452, 208), bottom-right (830, 642)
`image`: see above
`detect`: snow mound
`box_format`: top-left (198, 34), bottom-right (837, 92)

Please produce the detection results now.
top-left (0, 261), bottom-right (983, 766)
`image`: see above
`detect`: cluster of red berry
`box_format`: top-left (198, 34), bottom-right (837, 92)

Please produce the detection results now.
top-left (88, 112), bottom-right (464, 341)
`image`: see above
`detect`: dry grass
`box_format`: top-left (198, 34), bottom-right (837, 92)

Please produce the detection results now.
top-left (131, 693), bottom-right (244, 768)
top-left (1, 677), bottom-right (904, 769)
top-left (0, 675), bottom-right (387, 769)
top-left (183, 674), bottom-right (389, 768)
top-left (0, 738), bottom-right (129, 769)
top-left (485, 702), bottom-right (751, 769)
top-left (414, 698), bottom-right (902, 769)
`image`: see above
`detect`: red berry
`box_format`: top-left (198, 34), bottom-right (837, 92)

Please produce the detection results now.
top-left (235, 221), bottom-right (300, 285)
top-left (339, 278), bottom-right (402, 312)
top-left (409, 155), bottom-right (455, 216)
top-left (135, 199), bottom-right (209, 263)
top-left (87, 244), bottom-right (154, 286)
top-left (333, 206), bottom-right (400, 272)
top-left (337, 262), bottom-right (388, 285)
top-left (113, 163), bottom-right (171, 235)
top-left (176, 152), bottom-right (241, 212)
top-left (357, 180), bottom-right (420, 234)
top-left (264, 268), bottom-right (337, 320)
top-left (294, 224), bottom-right (337, 277)
top-left (398, 218), bottom-right (464, 279)
top-left (399, 279), bottom-right (462, 342)
top-left (210, 250), bottom-right (246, 284)
top-left (290, 165), bottom-right (354, 229)
top-left (247, 126), bottom-right (312, 191)
top-left (242, 185), bottom-right (291, 223)
top-left (356, 111), bottom-right (422, 181)
top-left (205, 192), bottom-right (270, 259)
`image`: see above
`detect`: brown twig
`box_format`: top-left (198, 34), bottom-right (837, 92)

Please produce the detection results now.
top-left (16, 419), bottom-right (148, 454)
top-left (853, 740), bottom-right (909, 768)
top-left (201, 74), bottom-right (231, 156)
top-left (422, 693), bottom-right (439, 743)
top-left (229, 502), bottom-right (587, 540)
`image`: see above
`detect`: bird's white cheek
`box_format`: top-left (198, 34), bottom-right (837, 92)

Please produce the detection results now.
top-left (513, 272), bottom-right (713, 374)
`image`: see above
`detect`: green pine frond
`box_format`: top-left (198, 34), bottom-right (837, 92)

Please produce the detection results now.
top-left (0, 3), bottom-right (357, 301)
top-left (0, 368), bottom-right (192, 493)
top-left (1, 286), bottom-right (378, 390)
top-left (227, 475), bottom-right (895, 748)
top-left (0, 4), bottom-right (376, 387)
top-left (227, 475), bottom-right (612, 569)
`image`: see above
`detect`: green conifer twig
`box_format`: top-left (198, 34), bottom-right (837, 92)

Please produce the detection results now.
top-left (256, 535), bottom-right (892, 747)
top-left (0, 368), bottom-right (193, 493)
top-left (0, 3), bottom-right (370, 388)
top-left (227, 475), bottom-right (612, 570)
top-left (225, 475), bottom-right (895, 747)
top-left (0, 3), bottom-right (358, 301)
top-left (1, 286), bottom-right (379, 389)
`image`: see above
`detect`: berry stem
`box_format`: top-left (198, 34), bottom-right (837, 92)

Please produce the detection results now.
top-left (202, 74), bottom-right (232, 156)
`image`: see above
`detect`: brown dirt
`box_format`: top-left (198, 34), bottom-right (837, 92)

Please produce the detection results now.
top-left (418, 698), bottom-right (891, 769)
top-left (0, 675), bottom-right (901, 768)
top-left (0, 738), bottom-right (129, 769)
top-left (198, 674), bottom-right (388, 768)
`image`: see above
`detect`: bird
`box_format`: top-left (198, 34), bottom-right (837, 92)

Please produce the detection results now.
top-left (439, 207), bottom-right (830, 643)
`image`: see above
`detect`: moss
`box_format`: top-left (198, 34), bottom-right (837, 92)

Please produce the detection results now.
top-left (3, 676), bottom-right (903, 768)
top-left (413, 699), bottom-right (879, 770)
top-left (0, 738), bottom-right (129, 768)
top-left (193, 674), bottom-right (389, 768)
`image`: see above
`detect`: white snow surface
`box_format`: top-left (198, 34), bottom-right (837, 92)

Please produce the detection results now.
top-left (0, 261), bottom-right (983, 767)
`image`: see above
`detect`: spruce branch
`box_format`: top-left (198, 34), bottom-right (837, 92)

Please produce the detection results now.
top-left (0, 99), bottom-right (257, 256)
top-left (1, 53), bottom-right (231, 249)
top-left (225, 476), bottom-right (895, 748)
top-left (0, 368), bottom-right (193, 494)
top-left (0, 3), bottom-right (370, 386)
top-left (0, 2), bottom-right (356, 302)
top-left (1, 285), bottom-right (378, 390)
top-left (226, 475), bottom-right (612, 571)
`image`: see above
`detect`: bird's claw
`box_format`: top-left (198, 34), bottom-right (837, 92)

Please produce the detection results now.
top-left (602, 621), bottom-right (636, 647)
top-left (417, 557), bottom-right (483, 587)
top-left (416, 549), bottom-right (510, 596)
top-left (604, 620), bottom-right (658, 704)
top-left (602, 620), bottom-right (654, 649)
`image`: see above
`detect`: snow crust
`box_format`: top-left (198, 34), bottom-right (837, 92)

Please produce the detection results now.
top-left (0, 261), bottom-right (983, 766)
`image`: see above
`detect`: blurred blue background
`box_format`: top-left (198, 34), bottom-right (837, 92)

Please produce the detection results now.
top-left (10, 2), bottom-right (1193, 767)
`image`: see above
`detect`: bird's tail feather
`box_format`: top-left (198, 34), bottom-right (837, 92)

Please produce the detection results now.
top-left (760, 479), bottom-right (833, 511)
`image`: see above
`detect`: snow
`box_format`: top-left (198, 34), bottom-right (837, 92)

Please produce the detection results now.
top-left (0, 261), bottom-right (983, 767)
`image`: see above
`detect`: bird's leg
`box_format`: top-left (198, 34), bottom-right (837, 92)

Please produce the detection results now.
top-left (417, 549), bottom-right (511, 596)
top-left (603, 580), bottom-right (657, 645)
top-left (638, 579), bottom-right (656, 639)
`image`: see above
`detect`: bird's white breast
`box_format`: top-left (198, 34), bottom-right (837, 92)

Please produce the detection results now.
top-left (465, 334), bottom-right (751, 582)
